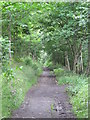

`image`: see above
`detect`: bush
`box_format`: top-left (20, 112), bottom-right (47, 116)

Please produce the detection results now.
top-left (24, 57), bottom-right (32, 65)
top-left (24, 57), bottom-right (42, 74)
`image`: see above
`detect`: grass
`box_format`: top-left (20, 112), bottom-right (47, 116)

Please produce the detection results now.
top-left (54, 68), bottom-right (88, 118)
top-left (2, 61), bottom-right (42, 118)
top-left (0, 67), bottom-right (2, 120)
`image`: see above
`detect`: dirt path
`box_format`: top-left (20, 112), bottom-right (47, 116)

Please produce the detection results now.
top-left (12, 69), bottom-right (76, 118)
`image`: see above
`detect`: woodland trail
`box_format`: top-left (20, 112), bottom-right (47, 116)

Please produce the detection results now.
top-left (12, 68), bottom-right (76, 118)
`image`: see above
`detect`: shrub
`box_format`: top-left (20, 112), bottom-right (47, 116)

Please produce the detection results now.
top-left (24, 57), bottom-right (32, 65)
top-left (24, 57), bottom-right (41, 73)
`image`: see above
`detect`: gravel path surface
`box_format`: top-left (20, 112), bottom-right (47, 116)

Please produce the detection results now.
top-left (12, 69), bottom-right (76, 118)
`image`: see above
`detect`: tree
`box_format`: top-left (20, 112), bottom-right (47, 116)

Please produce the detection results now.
top-left (1, 2), bottom-right (89, 75)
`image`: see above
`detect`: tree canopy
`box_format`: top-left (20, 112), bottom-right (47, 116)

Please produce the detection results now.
top-left (0, 2), bottom-right (89, 119)
top-left (1, 2), bottom-right (90, 74)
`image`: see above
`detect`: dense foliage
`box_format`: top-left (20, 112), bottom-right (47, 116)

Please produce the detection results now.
top-left (0, 1), bottom-right (89, 119)
top-left (1, 2), bottom-right (89, 74)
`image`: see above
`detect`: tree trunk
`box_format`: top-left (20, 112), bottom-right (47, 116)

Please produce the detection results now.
top-left (65, 51), bottom-right (70, 71)
top-left (8, 13), bottom-right (12, 62)
top-left (73, 53), bottom-right (78, 73)
top-left (8, 27), bottom-right (11, 60)
top-left (79, 47), bottom-right (83, 74)
top-left (86, 9), bottom-right (90, 76)
top-left (73, 43), bottom-right (83, 74)
top-left (87, 39), bottom-right (90, 76)
top-left (0, 40), bottom-right (2, 67)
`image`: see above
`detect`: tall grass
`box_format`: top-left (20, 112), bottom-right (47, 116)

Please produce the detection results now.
top-left (0, 67), bottom-right (2, 120)
top-left (54, 68), bottom-right (88, 118)
top-left (2, 61), bottom-right (42, 118)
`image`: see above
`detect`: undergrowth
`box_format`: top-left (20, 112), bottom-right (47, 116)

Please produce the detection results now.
top-left (0, 67), bottom-right (2, 119)
top-left (2, 60), bottom-right (42, 118)
top-left (54, 67), bottom-right (88, 118)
